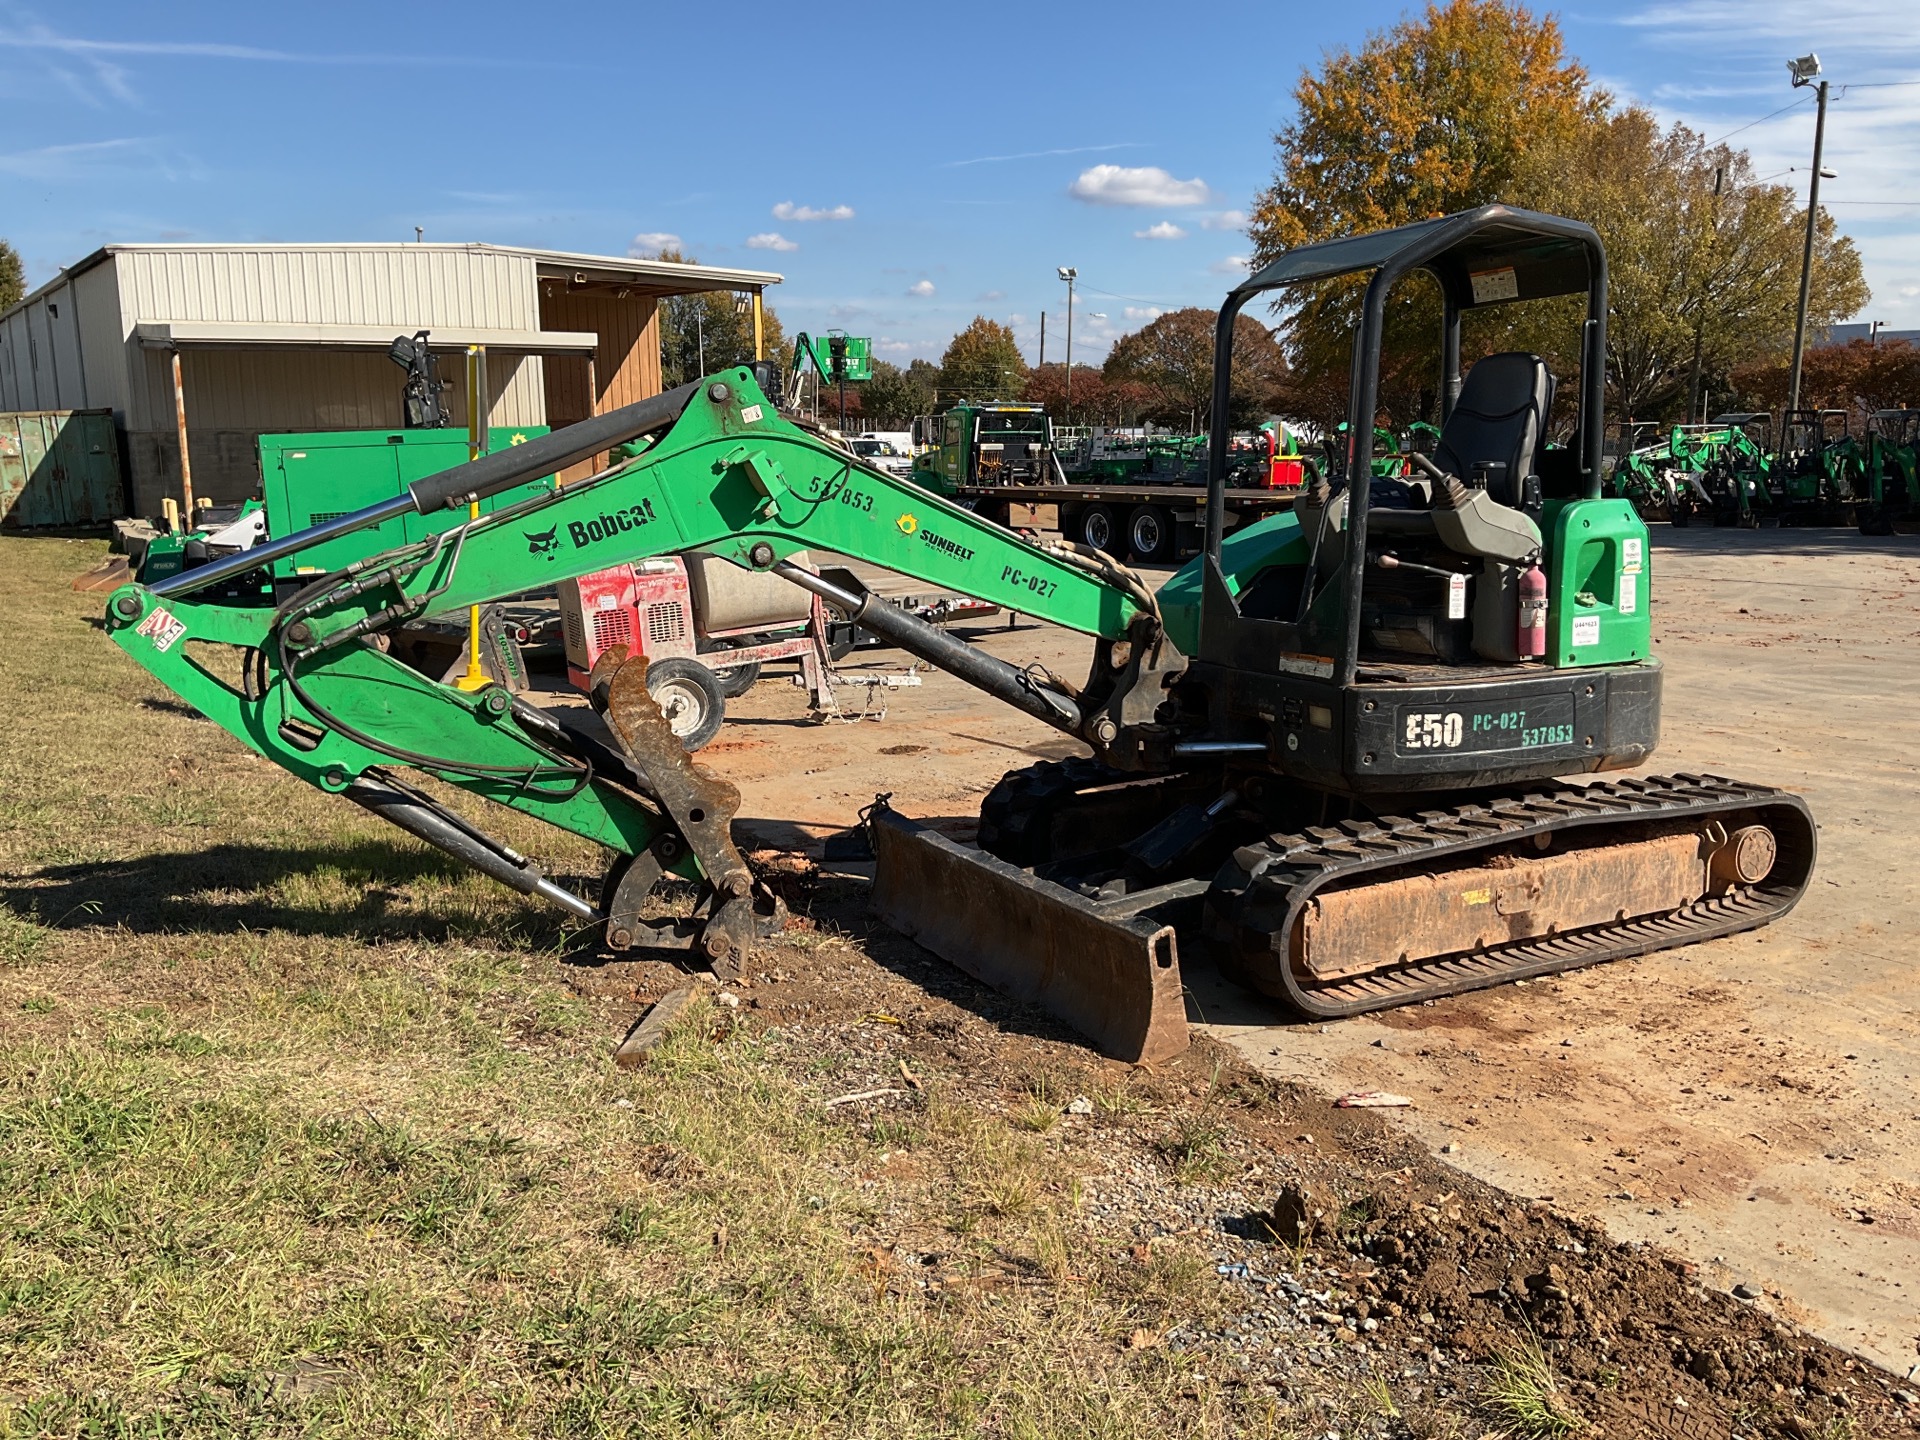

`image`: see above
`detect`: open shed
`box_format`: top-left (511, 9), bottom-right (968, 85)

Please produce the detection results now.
top-left (0, 243), bottom-right (781, 518)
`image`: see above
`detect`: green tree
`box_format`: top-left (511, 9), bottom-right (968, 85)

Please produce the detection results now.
top-left (1244, 0), bottom-right (1870, 431)
top-left (0, 240), bottom-right (24, 312)
top-left (1102, 308), bottom-right (1287, 429)
top-left (859, 359), bottom-right (923, 427)
top-left (938, 318), bottom-right (1028, 404)
top-left (649, 249), bottom-right (787, 390)
top-left (904, 359), bottom-right (942, 414)
top-left (1522, 108), bottom-right (1869, 420)
top-left (1246, 0), bottom-right (1603, 422)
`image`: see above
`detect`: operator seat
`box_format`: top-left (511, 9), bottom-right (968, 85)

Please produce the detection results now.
top-left (1432, 352), bottom-right (1554, 506)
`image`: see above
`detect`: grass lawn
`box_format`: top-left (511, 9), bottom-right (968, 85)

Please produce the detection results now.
top-left (0, 535), bottom-right (1290, 1438)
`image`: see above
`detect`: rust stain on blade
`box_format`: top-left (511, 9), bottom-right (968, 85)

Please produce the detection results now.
top-left (868, 807), bottom-right (1188, 1065)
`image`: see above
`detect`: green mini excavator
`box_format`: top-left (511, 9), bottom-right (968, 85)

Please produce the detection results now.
top-left (105, 207), bottom-right (1815, 1064)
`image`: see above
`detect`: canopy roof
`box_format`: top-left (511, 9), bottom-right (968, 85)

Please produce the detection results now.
top-left (1230, 204), bottom-right (1600, 309)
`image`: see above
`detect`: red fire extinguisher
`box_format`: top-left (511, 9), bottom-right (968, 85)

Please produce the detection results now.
top-left (1517, 559), bottom-right (1548, 658)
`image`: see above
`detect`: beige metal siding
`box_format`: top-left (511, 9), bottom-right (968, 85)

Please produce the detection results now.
top-left (0, 289), bottom-right (89, 413)
top-left (73, 263), bottom-right (127, 418)
top-left (113, 246), bottom-right (539, 330)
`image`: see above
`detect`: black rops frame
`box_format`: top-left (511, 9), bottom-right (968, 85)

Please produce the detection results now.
top-left (1203, 205), bottom-right (1609, 686)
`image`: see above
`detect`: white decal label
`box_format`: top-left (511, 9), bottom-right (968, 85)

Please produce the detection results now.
top-left (1618, 572), bottom-right (1638, 615)
top-left (739, 404), bottom-right (763, 424)
top-left (1621, 536), bottom-right (1643, 573)
top-left (1275, 652), bottom-right (1336, 678)
top-left (1470, 266), bottom-right (1519, 304)
top-left (1447, 572), bottom-right (1468, 620)
top-left (134, 606), bottom-right (187, 653)
top-left (1571, 614), bottom-right (1601, 647)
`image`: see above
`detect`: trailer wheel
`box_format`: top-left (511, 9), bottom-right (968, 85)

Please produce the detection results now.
top-left (645, 657), bottom-right (726, 752)
top-left (1127, 505), bottom-right (1173, 562)
top-left (700, 640), bottom-right (762, 699)
top-left (1080, 503), bottom-right (1119, 554)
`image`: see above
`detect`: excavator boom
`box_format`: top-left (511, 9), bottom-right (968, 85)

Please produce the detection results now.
top-left (105, 370), bottom-right (1194, 1058)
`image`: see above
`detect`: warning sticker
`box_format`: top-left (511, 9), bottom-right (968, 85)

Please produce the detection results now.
top-left (1618, 571), bottom-right (1638, 615)
top-left (1621, 536), bottom-right (1644, 573)
top-left (1447, 572), bottom-right (1468, 620)
top-left (134, 606), bottom-right (187, 654)
top-left (1470, 266), bottom-right (1520, 304)
top-left (739, 404), bottom-right (763, 424)
top-left (1571, 614), bottom-right (1601, 647)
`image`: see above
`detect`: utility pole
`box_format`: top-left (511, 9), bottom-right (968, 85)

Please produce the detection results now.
top-left (1057, 267), bottom-right (1077, 420)
top-left (1786, 53), bottom-right (1829, 418)
top-left (1037, 311), bottom-right (1046, 371)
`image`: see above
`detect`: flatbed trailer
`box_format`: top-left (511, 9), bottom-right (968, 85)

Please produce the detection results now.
top-left (951, 481), bottom-right (1297, 563)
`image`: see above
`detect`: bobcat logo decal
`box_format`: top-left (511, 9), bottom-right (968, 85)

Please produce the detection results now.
top-left (524, 526), bottom-right (560, 555)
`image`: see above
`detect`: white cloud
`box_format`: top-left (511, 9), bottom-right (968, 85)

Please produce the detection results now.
top-left (746, 232), bottom-right (799, 252)
top-left (1208, 255), bottom-right (1252, 276)
top-left (628, 231), bottom-right (681, 256)
top-left (0, 136), bottom-right (144, 179)
top-left (1123, 306), bottom-right (1163, 322)
top-left (876, 339), bottom-right (915, 354)
top-left (1201, 209), bottom-right (1247, 231)
top-left (1069, 164), bottom-right (1211, 207)
top-left (978, 289), bottom-right (1006, 301)
top-left (907, 279), bottom-right (936, 297)
top-left (1133, 221), bottom-right (1187, 240)
top-left (772, 201), bottom-right (854, 222)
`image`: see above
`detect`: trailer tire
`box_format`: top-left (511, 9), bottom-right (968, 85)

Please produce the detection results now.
top-left (1080, 503), bottom-right (1119, 555)
top-left (645, 657), bottom-right (726, 752)
top-left (1127, 505), bottom-right (1173, 562)
top-left (699, 640), bottom-right (762, 699)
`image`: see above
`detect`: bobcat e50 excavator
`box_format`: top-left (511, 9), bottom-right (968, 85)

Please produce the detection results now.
top-left (105, 207), bottom-right (1814, 1064)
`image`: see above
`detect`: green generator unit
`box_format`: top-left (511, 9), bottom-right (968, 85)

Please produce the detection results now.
top-left (262, 426), bottom-right (554, 585)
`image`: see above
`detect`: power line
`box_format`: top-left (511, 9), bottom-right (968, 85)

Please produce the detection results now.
top-left (1704, 92), bottom-right (1813, 148)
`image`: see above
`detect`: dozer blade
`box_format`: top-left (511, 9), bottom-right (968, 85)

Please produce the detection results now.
top-left (868, 806), bottom-right (1189, 1064)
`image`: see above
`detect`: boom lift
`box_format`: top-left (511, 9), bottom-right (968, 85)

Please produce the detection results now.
top-left (104, 207), bottom-right (1815, 1064)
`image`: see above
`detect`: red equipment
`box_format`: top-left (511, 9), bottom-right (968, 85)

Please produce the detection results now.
top-left (558, 557), bottom-right (835, 700)
top-left (1517, 561), bottom-right (1548, 658)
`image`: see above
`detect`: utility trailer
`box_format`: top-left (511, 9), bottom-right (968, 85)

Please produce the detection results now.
top-left (953, 480), bottom-right (1297, 565)
top-left (910, 401), bottom-right (1301, 562)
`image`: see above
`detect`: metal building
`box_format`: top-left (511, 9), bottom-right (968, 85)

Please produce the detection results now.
top-left (0, 243), bottom-right (781, 517)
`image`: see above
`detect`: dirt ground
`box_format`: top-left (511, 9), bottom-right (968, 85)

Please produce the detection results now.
top-left (679, 526), bottom-right (1920, 1380)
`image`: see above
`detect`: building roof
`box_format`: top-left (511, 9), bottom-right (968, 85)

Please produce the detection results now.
top-left (3, 241), bottom-right (782, 321)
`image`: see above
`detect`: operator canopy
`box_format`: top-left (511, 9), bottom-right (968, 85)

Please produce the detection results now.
top-left (1231, 204), bottom-right (1599, 307)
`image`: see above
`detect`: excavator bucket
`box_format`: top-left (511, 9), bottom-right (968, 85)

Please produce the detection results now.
top-left (867, 806), bottom-right (1189, 1064)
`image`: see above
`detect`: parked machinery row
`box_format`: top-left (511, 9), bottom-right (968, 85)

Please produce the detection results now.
top-left (1609, 407), bottom-right (1917, 534)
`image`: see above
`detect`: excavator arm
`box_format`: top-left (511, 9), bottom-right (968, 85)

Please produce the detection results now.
top-left (102, 370), bottom-right (1190, 1053)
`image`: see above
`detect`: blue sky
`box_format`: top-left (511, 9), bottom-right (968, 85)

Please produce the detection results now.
top-left (5, 0), bottom-right (1917, 363)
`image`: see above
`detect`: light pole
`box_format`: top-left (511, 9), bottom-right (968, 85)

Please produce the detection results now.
top-left (1057, 267), bottom-right (1077, 419)
top-left (1786, 52), bottom-right (1829, 418)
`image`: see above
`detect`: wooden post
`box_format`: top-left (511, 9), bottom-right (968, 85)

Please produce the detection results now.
top-left (169, 348), bottom-right (195, 523)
